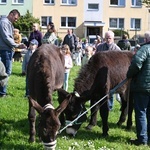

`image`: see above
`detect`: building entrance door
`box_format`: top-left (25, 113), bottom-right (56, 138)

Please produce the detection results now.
top-left (87, 27), bottom-right (100, 36)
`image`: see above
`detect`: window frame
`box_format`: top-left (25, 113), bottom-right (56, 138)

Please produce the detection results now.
top-left (61, 16), bottom-right (76, 28)
top-left (61, 0), bottom-right (77, 5)
top-left (12, 0), bottom-right (24, 4)
top-left (130, 18), bottom-right (141, 30)
top-left (110, 0), bottom-right (125, 7)
top-left (44, 0), bottom-right (55, 5)
top-left (109, 18), bottom-right (124, 29)
top-left (88, 3), bottom-right (99, 11)
top-left (0, 0), bottom-right (7, 4)
top-left (131, 0), bottom-right (142, 7)
top-left (41, 16), bottom-right (52, 27)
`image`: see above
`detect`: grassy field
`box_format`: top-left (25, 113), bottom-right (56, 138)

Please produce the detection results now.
top-left (0, 62), bottom-right (149, 150)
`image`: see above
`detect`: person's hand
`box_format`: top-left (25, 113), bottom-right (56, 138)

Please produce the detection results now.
top-left (18, 43), bottom-right (27, 49)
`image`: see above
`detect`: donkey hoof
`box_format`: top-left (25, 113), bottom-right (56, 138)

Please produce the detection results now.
top-left (102, 133), bottom-right (109, 137)
top-left (117, 121), bottom-right (123, 126)
top-left (28, 137), bottom-right (35, 143)
top-left (85, 125), bottom-right (94, 130)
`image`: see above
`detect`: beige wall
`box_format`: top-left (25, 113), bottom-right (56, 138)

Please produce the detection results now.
top-left (103, 1), bottom-right (149, 38)
top-left (32, 0), bottom-right (84, 39)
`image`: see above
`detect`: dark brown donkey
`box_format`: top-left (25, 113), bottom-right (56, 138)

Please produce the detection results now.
top-left (58, 50), bottom-right (133, 137)
top-left (27, 44), bottom-right (71, 150)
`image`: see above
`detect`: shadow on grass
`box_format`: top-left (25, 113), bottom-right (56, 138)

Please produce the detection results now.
top-left (0, 117), bottom-right (44, 149)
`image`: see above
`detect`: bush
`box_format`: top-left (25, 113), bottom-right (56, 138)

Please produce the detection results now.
top-left (113, 29), bottom-right (129, 39)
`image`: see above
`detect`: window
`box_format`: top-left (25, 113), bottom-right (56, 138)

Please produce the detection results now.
top-left (61, 17), bottom-right (76, 27)
top-left (88, 3), bottom-right (99, 10)
top-left (131, 18), bottom-right (141, 30)
top-left (41, 16), bottom-right (52, 27)
top-left (110, 0), bottom-right (125, 6)
top-left (44, 0), bottom-right (54, 4)
top-left (12, 0), bottom-right (24, 4)
top-left (109, 18), bottom-right (124, 29)
top-left (61, 0), bottom-right (77, 5)
top-left (131, 0), bottom-right (142, 7)
top-left (0, 0), bottom-right (6, 4)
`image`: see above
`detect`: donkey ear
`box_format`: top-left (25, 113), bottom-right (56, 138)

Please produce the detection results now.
top-left (28, 96), bottom-right (44, 114)
top-left (55, 94), bottom-right (72, 117)
top-left (57, 88), bottom-right (70, 104)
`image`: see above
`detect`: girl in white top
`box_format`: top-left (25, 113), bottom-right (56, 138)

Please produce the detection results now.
top-left (62, 44), bottom-right (73, 91)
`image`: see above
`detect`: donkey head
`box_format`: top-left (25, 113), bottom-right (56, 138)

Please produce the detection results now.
top-left (29, 94), bottom-right (72, 150)
top-left (57, 89), bottom-right (88, 137)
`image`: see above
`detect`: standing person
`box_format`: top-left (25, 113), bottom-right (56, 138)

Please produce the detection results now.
top-left (62, 29), bottom-right (77, 53)
top-left (13, 28), bottom-right (22, 62)
top-left (82, 46), bottom-right (93, 66)
top-left (61, 44), bottom-right (73, 91)
top-left (28, 23), bottom-right (42, 47)
top-left (0, 9), bottom-right (26, 97)
top-left (96, 30), bottom-right (121, 110)
top-left (74, 37), bottom-right (82, 66)
top-left (97, 31), bottom-right (121, 52)
top-left (42, 21), bottom-right (57, 45)
top-left (117, 34), bottom-right (131, 50)
top-left (127, 31), bottom-right (150, 146)
top-left (22, 39), bottom-right (38, 97)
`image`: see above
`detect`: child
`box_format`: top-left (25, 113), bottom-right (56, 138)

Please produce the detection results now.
top-left (62, 44), bottom-right (73, 91)
top-left (82, 46), bottom-right (93, 66)
top-left (13, 28), bottom-right (22, 62)
top-left (22, 39), bottom-right (38, 97)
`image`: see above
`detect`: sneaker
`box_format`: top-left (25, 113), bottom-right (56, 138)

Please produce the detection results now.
top-left (0, 94), bottom-right (7, 98)
top-left (130, 139), bottom-right (147, 146)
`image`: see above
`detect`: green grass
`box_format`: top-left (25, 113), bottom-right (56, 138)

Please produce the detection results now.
top-left (0, 62), bottom-right (149, 150)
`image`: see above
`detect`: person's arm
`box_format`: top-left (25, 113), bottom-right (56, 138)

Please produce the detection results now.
top-left (38, 31), bottom-right (43, 46)
top-left (0, 21), bottom-right (19, 48)
top-left (127, 46), bottom-right (147, 78)
top-left (65, 56), bottom-right (73, 69)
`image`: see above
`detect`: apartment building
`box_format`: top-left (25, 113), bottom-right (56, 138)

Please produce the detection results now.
top-left (0, 0), bottom-right (32, 17)
top-left (0, 0), bottom-right (149, 40)
top-left (103, 0), bottom-right (149, 38)
top-left (32, 0), bottom-right (84, 38)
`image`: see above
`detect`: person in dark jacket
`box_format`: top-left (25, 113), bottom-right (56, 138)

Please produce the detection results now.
top-left (127, 31), bottom-right (150, 146)
top-left (28, 23), bottom-right (42, 47)
top-left (62, 29), bottom-right (77, 53)
top-left (117, 34), bottom-right (131, 50)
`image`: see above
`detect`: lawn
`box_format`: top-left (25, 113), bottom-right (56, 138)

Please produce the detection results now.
top-left (0, 62), bottom-right (149, 150)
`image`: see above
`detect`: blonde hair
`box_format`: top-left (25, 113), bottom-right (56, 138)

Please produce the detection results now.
top-left (85, 46), bottom-right (93, 56)
top-left (62, 44), bottom-right (71, 55)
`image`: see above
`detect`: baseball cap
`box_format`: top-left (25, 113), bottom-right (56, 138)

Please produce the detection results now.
top-left (30, 39), bottom-right (38, 46)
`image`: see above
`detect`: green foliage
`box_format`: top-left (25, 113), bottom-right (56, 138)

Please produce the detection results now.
top-left (14, 10), bottom-right (40, 36)
top-left (142, 0), bottom-right (150, 7)
top-left (113, 29), bottom-right (129, 39)
top-left (0, 62), bottom-right (150, 149)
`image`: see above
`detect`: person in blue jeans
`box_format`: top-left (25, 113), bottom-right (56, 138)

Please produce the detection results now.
top-left (0, 9), bottom-right (26, 97)
top-left (127, 31), bottom-right (150, 146)
top-left (22, 39), bottom-right (38, 97)
top-left (96, 31), bottom-right (121, 110)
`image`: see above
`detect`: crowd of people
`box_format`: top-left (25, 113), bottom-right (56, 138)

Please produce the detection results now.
top-left (0, 9), bottom-right (150, 147)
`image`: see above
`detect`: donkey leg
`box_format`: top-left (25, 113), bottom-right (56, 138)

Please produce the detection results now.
top-left (28, 101), bottom-right (36, 143)
top-left (86, 99), bottom-right (99, 130)
top-left (100, 101), bottom-right (109, 136)
top-left (126, 91), bottom-right (134, 130)
top-left (117, 95), bottom-right (127, 126)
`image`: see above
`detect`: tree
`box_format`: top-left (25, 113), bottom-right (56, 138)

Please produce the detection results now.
top-left (142, 0), bottom-right (150, 7)
top-left (14, 10), bottom-right (40, 36)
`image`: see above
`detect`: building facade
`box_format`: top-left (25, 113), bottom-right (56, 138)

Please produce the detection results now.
top-left (0, 0), bottom-right (149, 40)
